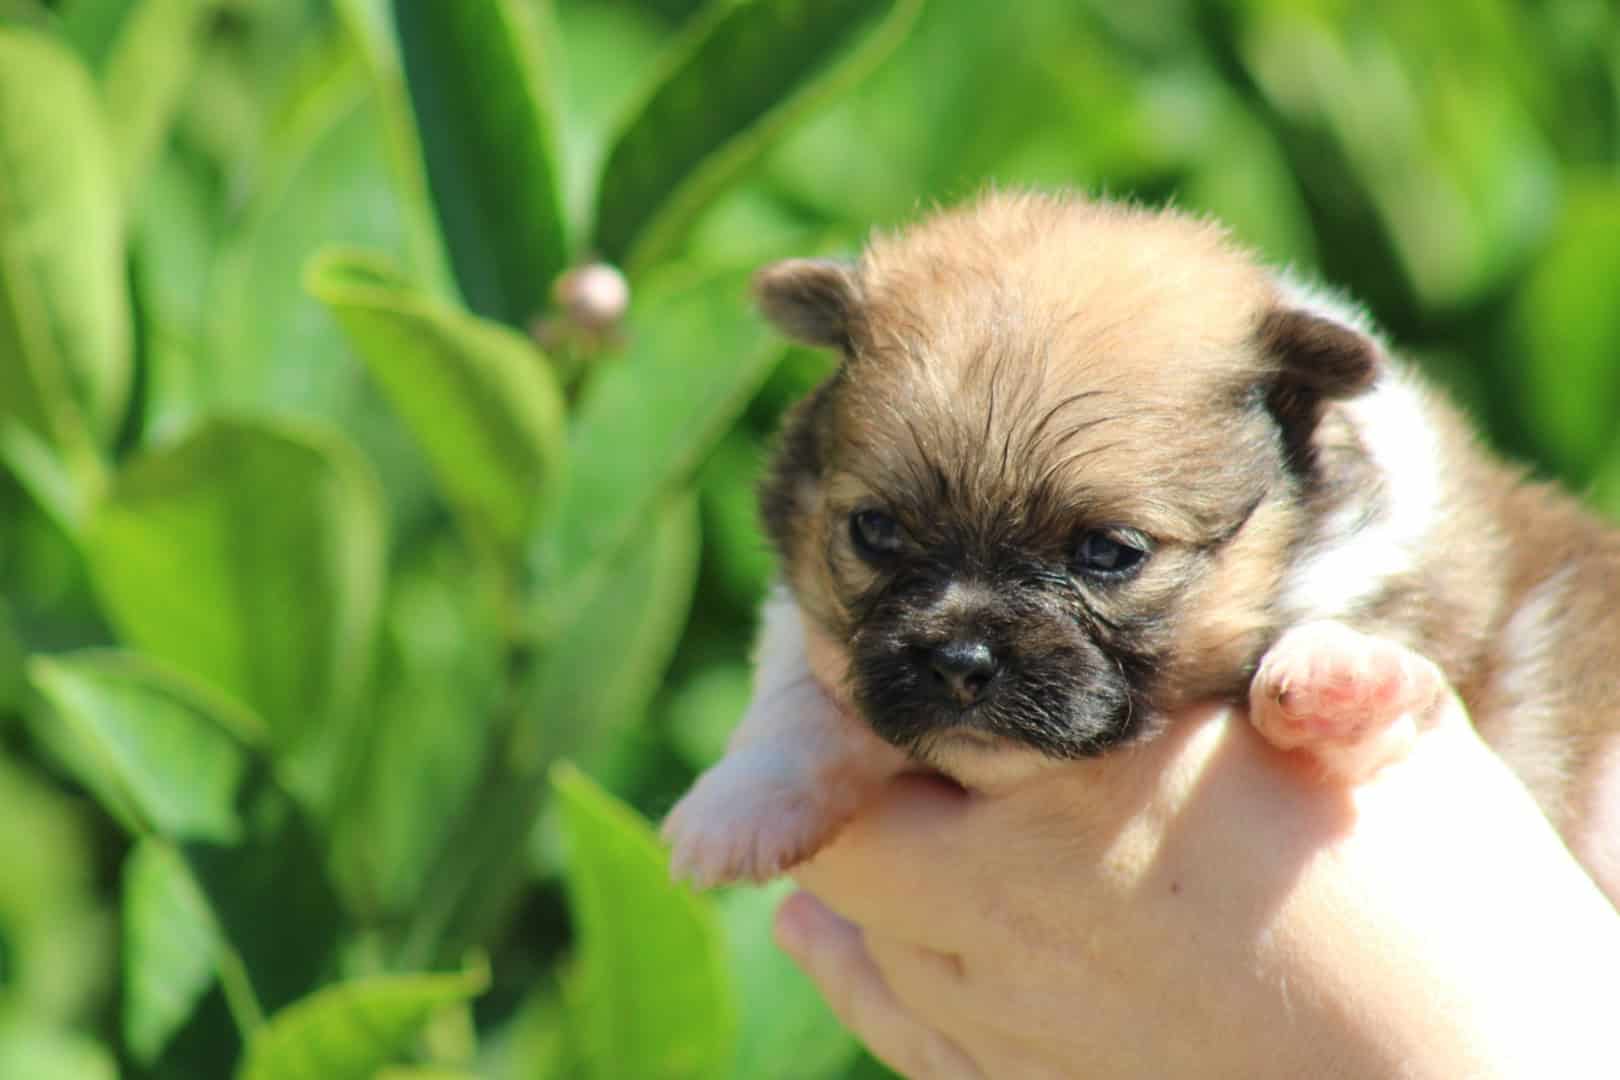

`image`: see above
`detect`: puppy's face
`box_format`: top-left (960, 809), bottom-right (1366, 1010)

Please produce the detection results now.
top-left (759, 193), bottom-right (1379, 761)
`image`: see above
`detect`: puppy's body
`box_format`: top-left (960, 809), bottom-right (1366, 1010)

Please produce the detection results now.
top-left (665, 192), bottom-right (1620, 901)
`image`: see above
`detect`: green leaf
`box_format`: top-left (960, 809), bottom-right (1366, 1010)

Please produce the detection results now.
top-left (331, 532), bottom-right (504, 920)
top-left (393, 0), bottom-right (570, 326)
top-left (307, 250), bottom-right (567, 559)
top-left (718, 882), bottom-right (858, 1080)
top-left (530, 264), bottom-right (779, 622)
top-left (514, 493), bottom-right (700, 772)
top-left (26, 651), bottom-right (259, 843)
top-left (122, 837), bottom-right (222, 1064)
top-left (0, 1021), bottom-right (118, 1080)
top-left (235, 965), bottom-right (490, 1080)
top-left (100, 0), bottom-right (218, 200)
top-left (553, 763), bottom-right (735, 1080)
top-left (593, 0), bottom-right (922, 270)
top-left (1513, 180), bottom-right (1620, 483)
top-left (0, 27), bottom-right (131, 472)
top-left (82, 419), bottom-right (386, 813)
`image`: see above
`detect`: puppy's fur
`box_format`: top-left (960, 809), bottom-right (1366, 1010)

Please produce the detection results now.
top-left (665, 191), bottom-right (1620, 900)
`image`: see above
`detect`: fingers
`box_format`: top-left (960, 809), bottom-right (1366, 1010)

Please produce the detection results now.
top-left (790, 772), bottom-right (985, 944)
top-left (775, 891), bottom-right (984, 1080)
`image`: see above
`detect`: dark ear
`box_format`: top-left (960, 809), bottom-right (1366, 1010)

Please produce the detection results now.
top-left (753, 258), bottom-right (861, 350)
top-left (1259, 306), bottom-right (1382, 471)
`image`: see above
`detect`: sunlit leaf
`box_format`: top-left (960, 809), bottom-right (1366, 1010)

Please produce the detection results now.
top-left (235, 965), bottom-right (489, 1080)
top-left (553, 763), bottom-right (735, 1080)
top-left (0, 1021), bottom-right (118, 1080)
top-left (0, 26), bottom-right (131, 476)
top-left (101, 0), bottom-right (217, 199)
top-left (308, 250), bottom-right (567, 558)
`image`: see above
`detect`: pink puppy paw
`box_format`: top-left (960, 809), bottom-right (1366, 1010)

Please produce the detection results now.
top-left (662, 743), bottom-right (872, 888)
top-left (1250, 621), bottom-right (1445, 782)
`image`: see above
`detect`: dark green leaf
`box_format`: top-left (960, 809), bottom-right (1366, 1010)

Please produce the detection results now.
top-left (27, 651), bottom-right (259, 842)
top-left (122, 837), bottom-right (222, 1064)
top-left (0, 26), bottom-right (131, 475)
top-left (82, 419), bottom-right (386, 814)
top-left (307, 250), bottom-right (567, 558)
top-left (529, 264), bottom-right (779, 625)
top-left (593, 0), bottom-right (922, 269)
top-left (235, 965), bottom-right (489, 1080)
top-left (553, 763), bottom-right (735, 1080)
top-left (393, 0), bottom-right (569, 325)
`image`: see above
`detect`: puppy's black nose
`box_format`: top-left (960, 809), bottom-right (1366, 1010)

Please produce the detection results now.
top-left (930, 639), bottom-right (998, 706)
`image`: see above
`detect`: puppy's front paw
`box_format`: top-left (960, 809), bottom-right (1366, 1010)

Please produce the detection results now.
top-left (662, 746), bottom-right (865, 888)
top-left (1250, 621), bottom-right (1445, 782)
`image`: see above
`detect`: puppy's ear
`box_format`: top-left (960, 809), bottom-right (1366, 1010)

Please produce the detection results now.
top-left (1259, 306), bottom-right (1382, 471)
top-left (753, 259), bottom-right (861, 350)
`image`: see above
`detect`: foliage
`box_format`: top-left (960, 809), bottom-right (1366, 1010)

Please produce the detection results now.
top-left (2, 0), bottom-right (1619, 1076)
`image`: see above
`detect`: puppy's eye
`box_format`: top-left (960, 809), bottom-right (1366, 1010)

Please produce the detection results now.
top-left (850, 509), bottom-right (903, 560)
top-left (1073, 530), bottom-right (1148, 578)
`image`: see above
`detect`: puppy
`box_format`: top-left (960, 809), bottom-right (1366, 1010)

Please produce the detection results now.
top-left (664, 191), bottom-right (1620, 902)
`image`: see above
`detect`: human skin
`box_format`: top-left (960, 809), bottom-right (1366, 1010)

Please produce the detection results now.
top-left (776, 694), bottom-right (1620, 1079)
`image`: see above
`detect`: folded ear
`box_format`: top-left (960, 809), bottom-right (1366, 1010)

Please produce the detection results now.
top-left (753, 258), bottom-right (861, 350)
top-left (1259, 304), bottom-right (1384, 471)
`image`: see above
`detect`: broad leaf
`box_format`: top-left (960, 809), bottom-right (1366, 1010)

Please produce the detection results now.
top-left (27, 651), bottom-right (259, 843)
top-left (82, 419), bottom-right (386, 813)
top-left (0, 27), bottom-right (131, 473)
top-left (236, 966), bottom-right (489, 1080)
top-left (101, 0), bottom-right (217, 199)
top-left (529, 264), bottom-right (779, 624)
top-left (308, 250), bottom-right (567, 558)
top-left (122, 837), bottom-right (222, 1064)
top-left (719, 883), bottom-right (858, 1080)
top-left (514, 493), bottom-right (700, 772)
top-left (553, 763), bottom-right (735, 1080)
top-left (593, 0), bottom-right (922, 270)
top-left (393, 0), bottom-right (569, 325)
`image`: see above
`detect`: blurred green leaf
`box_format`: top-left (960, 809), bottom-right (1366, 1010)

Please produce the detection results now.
top-left (0, 751), bottom-right (113, 1026)
top-left (0, 26), bottom-right (131, 475)
top-left (0, 1021), bottom-right (118, 1080)
top-left (393, 0), bottom-right (569, 326)
top-left (82, 419), bottom-right (386, 814)
top-left (719, 882), bottom-right (858, 1080)
top-left (27, 650), bottom-right (259, 843)
top-left (331, 532), bottom-right (504, 920)
top-left (308, 250), bottom-right (567, 560)
top-left (516, 494), bottom-right (701, 773)
top-left (0, 598), bottom-right (20, 712)
top-left (122, 837), bottom-right (222, 1064)
top-left (553, 762), bottom-right (735, 1080)
top-left (667, 662), bottom-right (751, 770)
top-left (531, 264), bottom-right (779, 623)
top-left (56, 0), bottom-right (133, 68)
top-left (235, 965), bottom-right (489, 1080)
top-left (101, 0), bottom-right (218, 200)
top-left (594, 0), bottom-right (922, 270)
top-left (205, 48), bottom-right (438, 531)
top-left (1513, 180), bottom-right (1620, 482)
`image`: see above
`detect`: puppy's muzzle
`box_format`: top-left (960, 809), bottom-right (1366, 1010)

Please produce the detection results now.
top-left (924, 637), bottom-right (999, 707)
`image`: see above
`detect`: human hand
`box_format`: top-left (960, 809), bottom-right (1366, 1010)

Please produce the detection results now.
top-left (776, 695), bottom-right (1620, 1079)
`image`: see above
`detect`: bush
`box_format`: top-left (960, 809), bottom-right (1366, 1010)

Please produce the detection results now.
top-left (1, 1), bottom-right (1617, 1077)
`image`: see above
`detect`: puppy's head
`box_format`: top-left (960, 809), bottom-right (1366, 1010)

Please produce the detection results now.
top-left (757, 192), bottom-right (1381, 761)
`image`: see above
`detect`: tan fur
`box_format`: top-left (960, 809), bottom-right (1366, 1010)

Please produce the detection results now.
top-left (679, 189), bottom-right (1620, 895)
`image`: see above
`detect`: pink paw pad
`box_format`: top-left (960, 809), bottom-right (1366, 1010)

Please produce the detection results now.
top-left (1250, 621), bottom-right (1444, 781)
